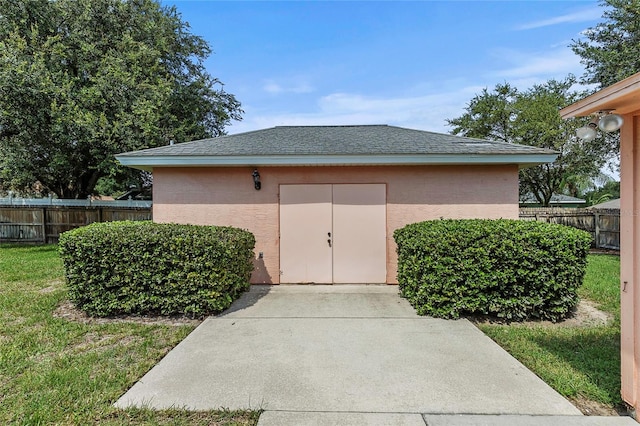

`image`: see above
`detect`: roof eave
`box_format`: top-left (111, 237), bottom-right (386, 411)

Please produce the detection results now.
top-left (560, 72), bottom-right (640, 118)
top-left (116, 153), bottom-right (558, 171)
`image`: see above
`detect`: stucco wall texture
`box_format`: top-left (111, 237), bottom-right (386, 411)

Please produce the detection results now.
top-left (152, 165), bottom-right (519, 284)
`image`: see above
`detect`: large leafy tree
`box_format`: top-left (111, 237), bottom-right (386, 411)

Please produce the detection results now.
top-left (448, 78), bottom-right (616, 206)
top-left (571, 0), bottom-right (640, 87)
top-left (445, 83), bottom-right (518, 143)
top-left (0, 0), bottom-right (242, 198)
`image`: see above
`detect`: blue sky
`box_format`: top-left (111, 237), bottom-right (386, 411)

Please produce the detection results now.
top-left (162, 1), bottom-right (603, 135)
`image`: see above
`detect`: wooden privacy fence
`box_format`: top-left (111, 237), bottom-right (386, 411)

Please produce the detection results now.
top-left (0, 198), bottom-right (621, 249)
top-left (519, 207), bottom-right (620, 250)
top-left (0, 197), bottom-right (152, 244)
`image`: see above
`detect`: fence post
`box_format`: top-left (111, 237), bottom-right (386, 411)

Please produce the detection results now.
top-left (594, 212), bottom-right (600, 249)
top-left (41, 207), bottom-right (47, 244)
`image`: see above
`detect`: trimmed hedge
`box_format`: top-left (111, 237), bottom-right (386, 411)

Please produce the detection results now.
top-left (58, 221), bottom-right (255, 317)
top-left (394, 219), bottom-right (591, 322)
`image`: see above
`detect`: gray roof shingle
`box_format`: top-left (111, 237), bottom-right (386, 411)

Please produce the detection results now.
top-left (116, 125), bottom-right (558, 169)
top-left (119, 125), bottom-right (555, 157)
top-left (520, 193), bottom-right (586, 205)
top-left (587, 198), bottom-right (620, 209)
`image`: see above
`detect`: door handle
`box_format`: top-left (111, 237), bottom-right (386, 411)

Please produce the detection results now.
top-left (327, 232), bottom-right (332, 247)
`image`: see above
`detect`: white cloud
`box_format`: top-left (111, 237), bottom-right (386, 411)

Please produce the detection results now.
top-left (492, 47), bottom-right (583, 82)
top-left (227, 84), bottom-right (486, 135)
top-left (515, 7), bottom-right (601, 31)
top-left (228, 46), bottom-right (590, 137)
top-left (263, 82), bottom-right (283, 94)
top-left (262, 79), bottom-right (314, 94)
top-left (227, 46), bottom-right (589, 136)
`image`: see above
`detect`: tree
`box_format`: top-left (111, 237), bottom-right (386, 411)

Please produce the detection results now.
top-left (444, 83), bottom-right (518, 144)
top-left (583, 179), bottom-right (620, 206)
top-left (571, 0), bottom-right (640, 87)
top-left (0, 0), bottom-right (242, 198)
top-left (562, 169), bottom-right (615, 199)
top-left (448, 77), bottom-right (616, 206)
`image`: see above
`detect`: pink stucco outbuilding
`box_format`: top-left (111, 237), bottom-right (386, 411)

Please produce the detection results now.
top-left (117, 125), bottom-right (556, 285)
top-left (560, 72), bottom-right (640, 416)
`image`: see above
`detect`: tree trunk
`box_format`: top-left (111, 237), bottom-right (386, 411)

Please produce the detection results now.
top-left (38, 170), bottom-right (102, 199)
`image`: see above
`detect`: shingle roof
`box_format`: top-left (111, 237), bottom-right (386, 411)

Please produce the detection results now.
top-left (587, 198), bottom-right (620, 209)
top-left (116, 125), bottom-right (557, 170)
top-left (520, 193), bottom-right (587, 205)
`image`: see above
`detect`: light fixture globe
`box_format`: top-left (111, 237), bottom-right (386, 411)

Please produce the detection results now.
top-left (598, 112), bottom-right (624, 132)
top-left (576, 123), bottom-right (597, 141)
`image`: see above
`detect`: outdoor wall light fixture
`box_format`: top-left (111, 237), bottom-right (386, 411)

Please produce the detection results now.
top-left (576, 119), bottom-right (599, 141)
top-left (598, 110), bottom-right (624, 132)
top-left (252, 169), bottom-right (261, 190)
top-left (576, 110), bottom-right (624, 141)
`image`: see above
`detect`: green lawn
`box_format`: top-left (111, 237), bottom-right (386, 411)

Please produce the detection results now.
top-left (0, 245), bottom-right (625, 420)
top-left (478, 254), bottom-right (623, 413)
top-left (0, 244), bottom-right (260, 425)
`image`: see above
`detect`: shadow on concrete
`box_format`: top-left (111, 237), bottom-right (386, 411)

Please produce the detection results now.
top-left (218, 285), bottom-right (272, 317)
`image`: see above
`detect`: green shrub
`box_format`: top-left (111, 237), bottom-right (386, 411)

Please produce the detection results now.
top-left (394, 219), bottom-right (591, 322)
top-left (58, 221), bottom-right (255, 317)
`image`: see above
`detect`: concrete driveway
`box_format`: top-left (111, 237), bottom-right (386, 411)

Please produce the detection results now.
top-left (115, 285), bottom-right (635, 425)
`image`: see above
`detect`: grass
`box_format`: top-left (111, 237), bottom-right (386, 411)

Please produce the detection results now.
top-left (0, 244), bottom-right (260, 425)
top-left (0, 245), bottom-right (625, 420)
top-left (478, 254), bottom-right (623, 413)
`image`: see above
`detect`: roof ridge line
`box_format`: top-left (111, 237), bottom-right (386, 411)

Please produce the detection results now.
top-left (272, 124), bottom-right (389, 128)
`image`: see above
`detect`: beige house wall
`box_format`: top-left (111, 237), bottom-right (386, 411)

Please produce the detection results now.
top-left (559, 72), bottom-right (640, 413)
top-left (152, 165), bottom-right (519, 284)
top-left (620, 114), bottom-right (640, 406)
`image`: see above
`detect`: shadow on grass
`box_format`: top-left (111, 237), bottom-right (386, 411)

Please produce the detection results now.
top-left (531, 326), bottom-right (621, 406)
top-left (0, 243), bottom-right (59, 252)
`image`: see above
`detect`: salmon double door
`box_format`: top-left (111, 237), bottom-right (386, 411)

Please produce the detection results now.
top-left (279, 184), bottom-right (386, 283)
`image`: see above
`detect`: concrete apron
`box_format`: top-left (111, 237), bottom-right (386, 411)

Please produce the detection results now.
top-left (115, 285), bottom-right (624, 424)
